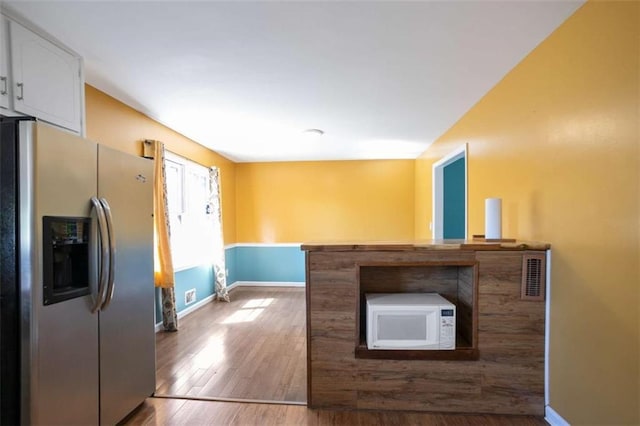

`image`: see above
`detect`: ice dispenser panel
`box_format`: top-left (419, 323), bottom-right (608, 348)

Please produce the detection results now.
top-left (42, 216), bottom-right (91, 305)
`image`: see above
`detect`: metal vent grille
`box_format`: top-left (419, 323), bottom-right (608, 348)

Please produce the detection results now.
top-left (521, 253), bottom-right (546, 301)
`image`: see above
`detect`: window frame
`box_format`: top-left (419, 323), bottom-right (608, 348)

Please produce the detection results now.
top-left (164, 151), bottom-right (213, 272)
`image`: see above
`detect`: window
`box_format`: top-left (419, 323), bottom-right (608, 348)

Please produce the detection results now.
top-left (164, 152), bottom-right (216, 271)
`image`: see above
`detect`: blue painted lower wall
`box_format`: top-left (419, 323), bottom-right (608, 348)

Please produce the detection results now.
top-left (154, 264), bottom-right (215, 324)
top-left (155, 244), bottom-right (305, 323)
top-left (232, 245), bottom-right (305, 282)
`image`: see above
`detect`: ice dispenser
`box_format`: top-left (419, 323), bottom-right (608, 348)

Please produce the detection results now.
top-left (42, 216), bottom-right (91, 305)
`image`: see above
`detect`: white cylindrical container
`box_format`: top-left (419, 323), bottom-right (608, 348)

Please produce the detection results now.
top-left (485, 198), bottom-right (502, 239)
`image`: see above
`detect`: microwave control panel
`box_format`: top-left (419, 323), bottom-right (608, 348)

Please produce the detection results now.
top-left (439, 309), bottom-right (456, 349)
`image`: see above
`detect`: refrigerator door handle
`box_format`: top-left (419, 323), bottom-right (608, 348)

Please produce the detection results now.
top-left (91, 197), bottom-right (110, 313)
top-left (100, 198), bottom-right (117, 311)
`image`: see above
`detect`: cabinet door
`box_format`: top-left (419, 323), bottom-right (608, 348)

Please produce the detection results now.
top-left (9, 20), bottom-right (81, 133)
top-left (0, 18), bottom-right (9, 110)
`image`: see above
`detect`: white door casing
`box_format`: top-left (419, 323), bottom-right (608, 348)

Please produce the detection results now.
top-left (432, 144), bottom-right (468, 240)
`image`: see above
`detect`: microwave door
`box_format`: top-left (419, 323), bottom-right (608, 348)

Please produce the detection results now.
top-left (371, 309), bottom-right (440, 350)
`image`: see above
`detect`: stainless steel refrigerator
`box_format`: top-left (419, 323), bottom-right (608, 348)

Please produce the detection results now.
top-left (0, 117), bottom-right (155, 425)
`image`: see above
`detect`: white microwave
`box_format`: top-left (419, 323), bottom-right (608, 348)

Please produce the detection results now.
top-left (366, 293), bottom-right (456, 350)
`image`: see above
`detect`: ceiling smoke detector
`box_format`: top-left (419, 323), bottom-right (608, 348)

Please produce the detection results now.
top-left (303, 129), bottom-right (324, 137)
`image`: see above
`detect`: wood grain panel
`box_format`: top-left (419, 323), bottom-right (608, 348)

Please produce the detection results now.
top-left (457, 266), bottom-right (474, 305)
top-left (354, 345), bottom-right (479, 361)
top-left (350, 251), bottom-right (476, 264)
top-left (360, 265), bottom-right (460, 296)
top-left (123, 396), bottom-right (548, 425)
top-left (456, 265), bottom-right (476, 347)
top-left (310, 335), bottom-right (356, 362)
top-left (305, 247), bottom-right (547, 415)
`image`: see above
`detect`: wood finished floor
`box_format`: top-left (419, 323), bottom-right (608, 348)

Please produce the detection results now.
top-left (149, 286), bottom-right (546, 425)
top-left (155, 286), bottom-right (306, 402)
top-left (124, 397), bottom-right (547, 425)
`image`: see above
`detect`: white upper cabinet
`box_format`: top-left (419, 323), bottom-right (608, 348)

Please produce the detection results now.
top-left (0, 18), bottom-right (9, 110)
top-left (9, 19), bottom-right (82, 133)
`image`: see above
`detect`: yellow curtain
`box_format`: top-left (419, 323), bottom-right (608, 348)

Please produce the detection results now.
top-left (142, 139), bottom-right (178, 331)
top-left (146, 139), bottom-right (178, 331)
top-left (151, 140), bottom-right (175, 288)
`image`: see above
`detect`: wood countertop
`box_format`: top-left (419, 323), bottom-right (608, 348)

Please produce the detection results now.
top-left (301, 239), bottom-right (550, 252)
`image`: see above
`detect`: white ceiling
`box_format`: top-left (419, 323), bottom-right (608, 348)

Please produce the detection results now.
top-left (4, 1), bottom-right (583, 162)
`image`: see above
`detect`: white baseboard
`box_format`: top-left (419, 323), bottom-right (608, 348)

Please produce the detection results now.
top-left (545, 405), bottom-right (570, 426)
top-left (180, 293), bottom-right (216, 318)
top-left (230, 280), bottom-right (305, 288)
top-left (154, 281), bottom-right (305, 332)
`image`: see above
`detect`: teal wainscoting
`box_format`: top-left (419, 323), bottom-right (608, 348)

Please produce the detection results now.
top-left (225, 246), bottom-right (238, 286)
top-left (174, 265), bottom-right (215, 312)
top-left (155, 244), bottom-right (305, 326)
top-left (155, 264), bottom-right (214, 326)
top-left (227, 244), bottom-right (305, 283)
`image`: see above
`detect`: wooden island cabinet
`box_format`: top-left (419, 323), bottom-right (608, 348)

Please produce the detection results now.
top-left (302, 241), bottom-right (550, 415)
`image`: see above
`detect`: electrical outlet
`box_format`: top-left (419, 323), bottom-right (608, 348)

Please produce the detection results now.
top-left (185, 288), bottom-right (196, 305)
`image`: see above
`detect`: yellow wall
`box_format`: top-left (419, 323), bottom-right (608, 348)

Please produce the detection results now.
top-left (85, 85), bottom-right (237, 244)
top-left (415, 2), bottom-right (639, 423)
top-left (84, 84), bottom-right (416, 246)
top-left (236, 160), bottom-right (415, 242)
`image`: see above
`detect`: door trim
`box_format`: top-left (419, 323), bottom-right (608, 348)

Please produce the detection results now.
top-left (432, 144), bottom-right (468, 239)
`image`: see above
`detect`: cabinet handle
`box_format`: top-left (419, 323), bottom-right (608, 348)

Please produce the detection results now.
top-left (16, 82), bottom-right (23, 100)
top-left (0, 77), bottom-right (6, 95)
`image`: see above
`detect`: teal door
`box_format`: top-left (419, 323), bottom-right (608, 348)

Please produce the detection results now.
top-left (443, 157), bottom-right (465, 239)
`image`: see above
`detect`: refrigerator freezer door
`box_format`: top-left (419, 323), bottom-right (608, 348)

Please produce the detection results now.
top-left (97, 145), bottom-right (155, 425)
top-left (29, 121), bottom-right (100, 425)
